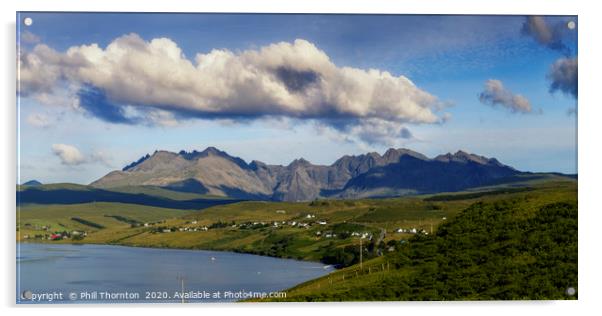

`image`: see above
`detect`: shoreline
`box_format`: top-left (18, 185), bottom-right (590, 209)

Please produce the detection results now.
top-left (16, 240), bottom-right (335, 268)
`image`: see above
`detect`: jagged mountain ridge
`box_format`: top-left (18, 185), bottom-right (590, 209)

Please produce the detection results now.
top-left (91, 147), bottom-right (521, 201)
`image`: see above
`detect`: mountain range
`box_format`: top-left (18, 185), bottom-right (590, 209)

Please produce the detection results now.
top-left (90, 147), bottom-right (526, 202)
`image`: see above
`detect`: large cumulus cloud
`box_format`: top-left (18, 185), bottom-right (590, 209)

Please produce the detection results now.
top-left (19, 33), bottom-right (446, 145)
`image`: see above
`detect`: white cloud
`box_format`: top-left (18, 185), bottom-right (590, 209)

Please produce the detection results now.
top-left (51, 144), bottom-right (86, 165)
top-left (19, 34), bottom-right (448, 144)
top-left (478, 79), bottom-right (533, 114)
top-left (51, 144), bottom-right (114, 167)
top-left (26, 113), bottom-right (51, 128)
top-left (21, 30), bottom-right (40, 44)
top-left (89, 150), bottom-right (114, 167)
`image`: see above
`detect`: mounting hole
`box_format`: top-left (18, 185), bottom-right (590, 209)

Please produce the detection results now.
top-left (21, 290), bottom-right (32, 300)
top-left (23, 17), bottom-right (33, 26)
top-left (566, 287), bottom-right (576, 296)
top-left (567, 21), bottom-right (576, 30)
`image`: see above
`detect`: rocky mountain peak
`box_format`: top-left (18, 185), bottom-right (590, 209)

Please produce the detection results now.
top-left (383, 148), bottom-right (429, 162)
top-left (289, 158), bottom-right (312, 168)
top-left (434, 150), bottom-right (493, 165)
top-left (96, 146), bottom-right (520, 202)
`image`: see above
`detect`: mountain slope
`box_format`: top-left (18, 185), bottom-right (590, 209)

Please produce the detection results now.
top-left (91, 147), bottom-right (526, 201)
top-left (268, 189), bottom-right (577, 301)
top-left (338, 151), bottom-right (518, 198)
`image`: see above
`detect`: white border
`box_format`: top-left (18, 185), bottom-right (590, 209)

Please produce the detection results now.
top-left (2, 1), bottom-right (600, 316)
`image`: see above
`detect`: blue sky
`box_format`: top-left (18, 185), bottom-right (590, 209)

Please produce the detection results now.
top-left (17, 13), bottom-right (578, 184)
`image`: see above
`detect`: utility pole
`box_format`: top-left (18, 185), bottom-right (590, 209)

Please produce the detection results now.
top-left (177, 274), bottom-right (185, 303)
top-left (359, 237), bottom-right (363, 270)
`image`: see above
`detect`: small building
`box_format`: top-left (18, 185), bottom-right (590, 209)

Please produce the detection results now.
top-left (276, 210), bottom-right (286, 214)
top-left (50, 234), bottom-right (62, 240)
top-left (317, 220), bottom-right (327, 225)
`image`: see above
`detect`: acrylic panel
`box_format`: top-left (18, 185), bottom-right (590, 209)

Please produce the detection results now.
top-left (16, 12), bottom-right (578, 303)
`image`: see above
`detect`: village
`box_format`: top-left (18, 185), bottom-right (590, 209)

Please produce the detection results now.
top-left (19, 209), bottom-right (443, 244)
top-left (20, 223), bottom-right (87, 241)
top-left (142, 210), bottom-right (438, 242)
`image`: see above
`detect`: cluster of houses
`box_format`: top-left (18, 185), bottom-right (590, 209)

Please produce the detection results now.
top-left (151, 213), bottom-right (330, 234)
top-left (350, 231), bottom-right (372, 239)
top-left (315, 230), bottom-right (373, 240)
top-left (153, 225), bottom-right (209, 234)
top-left (22, 230), bottom-right (87, 241)
top-left (142, 220), bottom-right (167, 227)
top-left (147, 210), bottom-right (380, 242)
top-left (395, 227), bottom-right (428, 235)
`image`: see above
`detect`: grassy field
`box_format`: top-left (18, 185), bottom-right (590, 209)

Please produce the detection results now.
top-left (17, 202), bottom-right (193, 241)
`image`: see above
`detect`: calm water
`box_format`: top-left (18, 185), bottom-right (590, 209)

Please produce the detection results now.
top-left (17, 243), bottom-right (333, 304)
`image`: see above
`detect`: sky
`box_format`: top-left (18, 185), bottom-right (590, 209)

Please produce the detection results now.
top-left (16, 13), bottom-right (578, 184)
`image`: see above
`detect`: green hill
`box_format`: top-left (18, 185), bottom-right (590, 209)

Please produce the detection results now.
top-left (17, 183), bottom-right (239, 210)
top-left (264, 182), bottom-right (577, 301)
